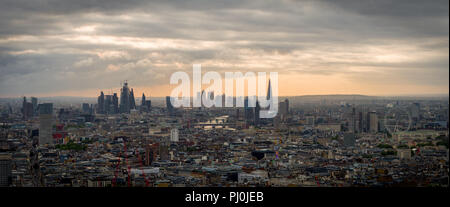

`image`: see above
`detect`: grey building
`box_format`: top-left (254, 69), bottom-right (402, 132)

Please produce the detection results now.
top-left (39, 103), bottom-right (53, 146)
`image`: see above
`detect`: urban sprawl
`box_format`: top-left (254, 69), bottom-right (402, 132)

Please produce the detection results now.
top-left (0, 82), bottom-right (448, 187)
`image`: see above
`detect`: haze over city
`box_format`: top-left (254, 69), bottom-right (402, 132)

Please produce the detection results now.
top-left (0, 0), bottom-right (449, 192)
top-left (0, 0), bottom-right (448, 98)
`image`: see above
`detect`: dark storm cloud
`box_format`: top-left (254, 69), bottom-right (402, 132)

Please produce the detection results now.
top-left (319, 0), bottom-right (448, 17)
top-left (0, 0), bottom-right (448, 96)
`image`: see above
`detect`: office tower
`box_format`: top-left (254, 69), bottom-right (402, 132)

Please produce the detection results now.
top-left (117, 81), bottom-right (136, 113)
top-left (141, 93), bottom-right (146, 107)
top-left (279, 99), bottom-right (289, 121)
top-left (104, 95), bottom-right (112, 114)
top-left (82, 103), bottom-right (91, 114)
top-left (141, 93), bottom-right (152, 112)
top-left (279, 101), bottom-right (286, 118)
top-left (112, 93), bottom-right (119, 114)
top-left (130, 88), bottom-right (136, 110)
top-left (145, 100), bottom-right (151, 110)
top-left (166, 96), bottom-right (174, 114)
top-left (25, 102), bottom-right (33, 119)
top-left (0, 153), bottom-right (12, 187)
top-left (22, 97), bottom-right (33, 119)
top-left (31, 97), bottom-right (38, 115)
top-left (97, 91), bottom-right (105, 114)
top-left (244, 97), bottom-right (254, 125)
top-left (120, 81), bottom-right (131, 113)
top-left (358, 111), bottom-right (365, 132)
top-left (39, 103), bottom-right (53, 146)
top-left (344, 133), bottom-right (356, 147)
top-left (284, 98), bottom-right (289, 114)
top-left (254, 101), bottom-right (260, 126)
top-left (367, 111), bottom-right (378, 133)
top-left (170, 128), bottom-right (179, 142)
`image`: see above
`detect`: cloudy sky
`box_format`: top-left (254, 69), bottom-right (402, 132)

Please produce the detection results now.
top-left (0, 0), bottom-right (448, 98)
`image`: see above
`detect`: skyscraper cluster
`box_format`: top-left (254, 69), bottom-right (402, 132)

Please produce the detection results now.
top-left (97, 91), bottom-right (119, 114)
top-left (97, 81), bottom-right (152, 114)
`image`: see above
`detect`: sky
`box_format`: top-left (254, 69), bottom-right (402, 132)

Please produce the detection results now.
top-left (0, 0), bottom-right (448, 98)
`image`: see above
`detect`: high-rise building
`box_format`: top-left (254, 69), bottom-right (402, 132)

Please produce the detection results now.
top-left (104, 95), bottom-right (112, 114)
top-left (118, 81), bottom-right (136, 113)
top-left (25, 102), bottom-right (33, 119)
top-left (254, 101), bottom-right (260, 126)
top-left (31, 97), bottom-right (38, 115)
top-left (22, 97), bottom-right (34, 119)
top-left (279, 99), bottom-right (289, 121)
top-left (166, 96), bottom-right (174, 114)
top-left (97, 91), bottom-right (105, 114)
top-left (367, 111), bottom-right (378, 133)
top-left (141, 93), bottom-right (146, 107)
top-left (358, 111), bottom-right (367, 132)
top-left (112, 93), bottom-right (119, 114)
top-left (39, 103), bottom-right (53, 146)
top-left (120, 82), bottom-right (131, 113)
top-left (0, 153), bottom-right (12, 187)
top-left (130, 88), bottom-right (136, 110)
top-left (82, 103), bottom-right (91, 114)
top-left (141, 93), bottom-right (152, 112)
top-left (144, 100), bottom-right (152, 112)
top-left (244, 97), bottom-right (254, 125)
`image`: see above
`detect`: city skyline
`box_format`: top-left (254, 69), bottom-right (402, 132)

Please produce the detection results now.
top-left (0, 0), bottom-right (448, 98)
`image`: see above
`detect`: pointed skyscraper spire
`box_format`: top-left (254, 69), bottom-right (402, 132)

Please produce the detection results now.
top-left (267, 79), bottom-right (272, 100)
top-left (142, 93), bottom-right (146, 106)
top-left (130, 88), bottom-right (136, 109)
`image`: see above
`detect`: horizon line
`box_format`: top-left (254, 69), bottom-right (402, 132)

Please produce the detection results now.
top-left (1, 93), bottom-right (448, 99)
